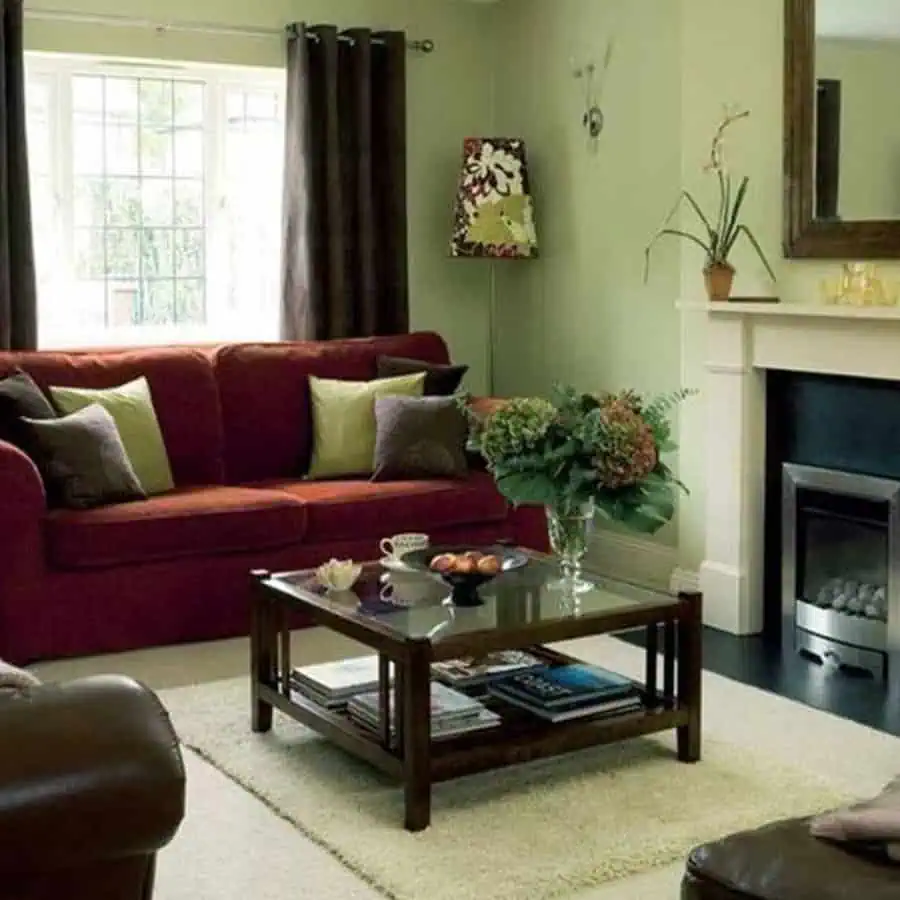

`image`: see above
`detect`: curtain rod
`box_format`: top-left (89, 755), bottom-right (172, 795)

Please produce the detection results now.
top-left (296, 26), bottom-right (434, 55)
top-left (24, 9), bottom-right (435, 53)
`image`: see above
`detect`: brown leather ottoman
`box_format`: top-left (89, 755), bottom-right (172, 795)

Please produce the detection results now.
top-left (682, 816), bottom-right (900, 899)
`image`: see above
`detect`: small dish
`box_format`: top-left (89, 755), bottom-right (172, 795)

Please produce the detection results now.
top-left (380, 556), bottom-right (414, 573)
top-left (315, 558), bottom-right (363, 592)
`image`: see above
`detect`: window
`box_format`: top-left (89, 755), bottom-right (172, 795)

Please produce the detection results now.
top-left (25, 55), bottom-right (285, 347)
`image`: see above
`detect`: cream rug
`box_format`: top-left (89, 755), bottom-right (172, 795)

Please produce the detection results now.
top-left (162, 657), bottom-right (853, 900)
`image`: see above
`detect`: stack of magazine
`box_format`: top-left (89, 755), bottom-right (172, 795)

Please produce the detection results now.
top-left (488, 663), bottom-right (642, 723)
top-left (431, 649), bottom-right (544, 689)
top-left (348, 681), bottom-right (501, 741)
top-left (289, 656), bottom-right (391, 709)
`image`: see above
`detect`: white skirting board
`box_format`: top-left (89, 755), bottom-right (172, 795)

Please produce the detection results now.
top-left (585, 529), bottom-right (679, 592)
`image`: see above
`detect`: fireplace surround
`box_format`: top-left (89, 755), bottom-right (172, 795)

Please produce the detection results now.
top-left (694, 303), bottom-right (900, 638)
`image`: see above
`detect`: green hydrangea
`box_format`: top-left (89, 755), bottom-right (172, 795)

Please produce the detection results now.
top-left (477, 398), bottom-right (557, 465)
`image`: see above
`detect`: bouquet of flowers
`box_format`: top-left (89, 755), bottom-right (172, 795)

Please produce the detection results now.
top-left (467, 386), bottom-right (690, 534)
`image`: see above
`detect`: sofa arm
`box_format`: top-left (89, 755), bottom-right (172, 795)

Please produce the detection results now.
top-left (0, 438), bottom-right (45, 526)
top-left (0, 676), bottom-right (185, 874)
top-left (468, 395), bottom-right (508, 419)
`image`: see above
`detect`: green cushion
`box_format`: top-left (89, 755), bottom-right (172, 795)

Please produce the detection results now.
top-left (307, 373), bottom-right (426, 479)
top-left (49, 377), bottom-right (174, 495)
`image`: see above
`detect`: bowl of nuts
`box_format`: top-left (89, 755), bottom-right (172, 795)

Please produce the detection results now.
top-left (402, 545), bottom-right (529, 607)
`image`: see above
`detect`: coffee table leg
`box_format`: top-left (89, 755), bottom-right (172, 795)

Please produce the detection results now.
top-left (676, 591), bottom-right (703, 762)
top-left (402, 646), bottom-right (432, 831)
top-left (251, 570), bottom-right (273, 733)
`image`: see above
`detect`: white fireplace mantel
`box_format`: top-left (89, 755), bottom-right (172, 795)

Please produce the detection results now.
top-left (686, 301), bottom-right (900, 634)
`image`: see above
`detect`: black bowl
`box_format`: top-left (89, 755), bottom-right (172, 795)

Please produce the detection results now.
top-left (401, 544), bottom-right (529, 607)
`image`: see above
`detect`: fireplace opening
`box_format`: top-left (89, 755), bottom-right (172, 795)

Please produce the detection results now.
top-left (765, 371), bottom-right (900, 678)
top-left (782, 464), bottom-right (898, 677)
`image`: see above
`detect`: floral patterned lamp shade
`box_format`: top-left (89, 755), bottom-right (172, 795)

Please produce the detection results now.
top-left (450, 138), bottom-right (538, 259)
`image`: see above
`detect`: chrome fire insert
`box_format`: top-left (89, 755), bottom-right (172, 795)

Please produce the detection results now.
top-left (782, 463), bottom-right (900, 678)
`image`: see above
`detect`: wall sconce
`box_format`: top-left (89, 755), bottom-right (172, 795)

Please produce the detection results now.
top-left (573, 39), bottom-right (614, 146)
top-left (574, 62), bottom-right (604, 139)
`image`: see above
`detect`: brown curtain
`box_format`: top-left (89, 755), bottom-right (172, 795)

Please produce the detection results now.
top-left (0, 0), bottom-right (36, 350)
top-left (281, 23), bottom-right (408, 341)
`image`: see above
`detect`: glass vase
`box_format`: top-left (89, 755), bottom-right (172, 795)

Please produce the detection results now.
top-left (546, 500), bottom-right (595, 594)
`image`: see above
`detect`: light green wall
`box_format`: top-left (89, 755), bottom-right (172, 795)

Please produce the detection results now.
top-left (491, 0), bottom-right (684, 547)
top-left (492, 0), bottom-right (900, 573)
top-left (817, 38), bottom-right (900, 220)
top-left (25, 0), bottom-right (498, 392)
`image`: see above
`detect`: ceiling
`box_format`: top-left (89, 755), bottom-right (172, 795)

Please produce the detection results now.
top-left (817, 0), bottom-right (900, 39)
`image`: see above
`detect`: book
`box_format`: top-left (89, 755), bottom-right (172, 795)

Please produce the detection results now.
top-left (347, 681), bottom-right (486, 729)
top-left (351, 704), bottom-right (502, 741)
top-left (493, 664), bottom-right (636, 709)
top-left (431, 650), bottom-right (544, 688)
top-left (490, 685), bottom-right (643, 723)
top-left (290, 655), bottom-right (392, 708)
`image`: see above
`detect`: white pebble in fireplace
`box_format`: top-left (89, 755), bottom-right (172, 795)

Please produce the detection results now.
top-left (815, 580), bottom-right (887, 622)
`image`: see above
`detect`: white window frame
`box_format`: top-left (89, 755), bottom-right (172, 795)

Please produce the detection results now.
top-left (25, 52), bottom-right (285, 348)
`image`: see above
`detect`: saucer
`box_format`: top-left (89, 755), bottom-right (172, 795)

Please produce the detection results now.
top-left (380, 556), bottom-right (414, 573)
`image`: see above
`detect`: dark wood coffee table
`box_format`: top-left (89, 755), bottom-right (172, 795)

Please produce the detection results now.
top-left (250, 551), bottom-right (702, 831)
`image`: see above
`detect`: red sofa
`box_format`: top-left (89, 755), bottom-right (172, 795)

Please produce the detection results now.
top-left (0, 332), bottom-right (548, 665)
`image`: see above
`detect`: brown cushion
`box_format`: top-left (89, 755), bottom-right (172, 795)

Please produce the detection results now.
top-left (372, 395), bottom-right (468, 481)
top-left (812, 775), bottom-right (900, 858)
top-left (376, 355), bottom-right (468, 396)
top-left (21, 404), bottom-right (146, 510)
top-left (0, 368), bottom-right (56, 450)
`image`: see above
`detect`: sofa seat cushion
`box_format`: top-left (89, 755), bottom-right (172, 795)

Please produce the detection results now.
top-left (46, 486), bottom-right (307, 570)
top-left (684, 817), bottom-right (900, 900)
top-left (257, 471), bottom-right (508, 543)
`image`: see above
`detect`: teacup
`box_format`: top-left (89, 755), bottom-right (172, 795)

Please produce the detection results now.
top-left (379, 532), bottom-right (429, 562)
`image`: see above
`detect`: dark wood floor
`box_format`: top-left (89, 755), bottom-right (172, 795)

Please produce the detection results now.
top-left (619, 627), bottom-right (900, 737)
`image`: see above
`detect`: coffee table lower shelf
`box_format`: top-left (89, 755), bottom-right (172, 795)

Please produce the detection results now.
top-left (259, 680), bottom-right (689, 785)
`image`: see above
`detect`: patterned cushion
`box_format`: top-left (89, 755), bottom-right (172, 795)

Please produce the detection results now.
top-left (372, 395), bottom-right (469, 481)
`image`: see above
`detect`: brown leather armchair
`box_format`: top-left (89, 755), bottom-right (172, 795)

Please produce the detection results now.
top-left (0, 674), bottom-right (186, 900)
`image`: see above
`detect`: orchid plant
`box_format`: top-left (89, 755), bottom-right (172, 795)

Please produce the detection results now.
top-left (644, 108), bottom-right (776, 282)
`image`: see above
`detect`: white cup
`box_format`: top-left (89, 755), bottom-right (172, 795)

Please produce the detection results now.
top-left (379, 533), bottom-right (430, 561)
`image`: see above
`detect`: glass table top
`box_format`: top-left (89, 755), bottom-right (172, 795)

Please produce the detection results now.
top-left (265, 553), bottom-right (679, 645)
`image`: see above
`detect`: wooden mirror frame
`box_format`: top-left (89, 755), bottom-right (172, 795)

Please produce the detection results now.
top-left (784, 0), bottom-right (900, 258)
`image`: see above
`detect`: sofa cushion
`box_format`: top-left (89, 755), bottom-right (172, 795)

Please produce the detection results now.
top-left (46, 486), bottom-right (307, 570)
top-left (215, 332), bottom-right (451, 484)
top-left (0, 347), bottom-right (225, 487)
top-left (376, 355), bottom-right (468, 396)
top-left (307, 372), bottom-right (425, 478)
top-left (372, 395), bottom-right (469, 481)
top-left (23, 404), bottom-right (147, 510)
top-left (49, 377), bottom-right (175, 496)
top-left (257, 471), bottom-right (507, 542)
top-left (0, 368), bottom-right (57, 459)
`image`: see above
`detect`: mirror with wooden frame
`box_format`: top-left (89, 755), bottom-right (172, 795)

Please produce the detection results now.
top-left (784, 0), bottom-right (900, 258)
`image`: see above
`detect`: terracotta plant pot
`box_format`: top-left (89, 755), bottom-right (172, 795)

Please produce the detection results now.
top-left (703, 262), bottom-right (735, 302)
